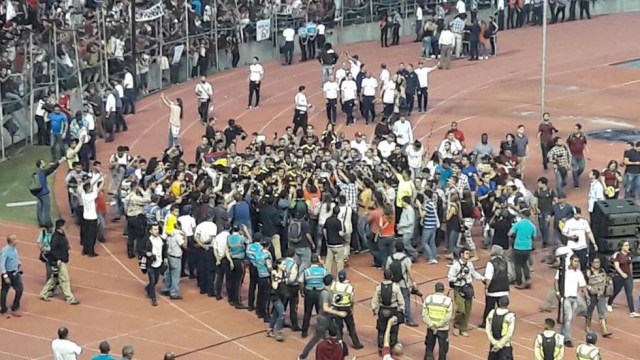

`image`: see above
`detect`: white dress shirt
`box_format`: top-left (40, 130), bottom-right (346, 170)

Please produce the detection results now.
top-left (178, 215), bottom-right (196, 237)
top-left (249, 64), bottom-right (264, 82)
top-left (335, 68), bottom-right (347, 84)
top-left (317, 24), bottom-right (326, 35)
top-left (393, 120), bottom-right (414, 146)
top-left (148, 235), bottom-right (164, 268)
top-left (123, 71), bottom-right (134, 89)
top-left (295, 92), bottom-right (309, 111)
top-left (81, 188), bottom-right (98, 221)
top-left (51, 338), bottom-right (82, 360)
top-left (382, 82), bottom-right (396, 104)
top-left (195, 82), bottom-right (213, 102)
top-left (555, 267), bottom-right (586, 297)
top-left (415, 66), bottom-right (433, 88)
top-left (341, 80), bottom-right (357, 101)
top-left (361, 77), bottom-right (378, 97)
top-left (349, 59), bottom-right (361, 78)
top-left (588, 180), bottom-right (604, 212)
top-left (195, 221), bottom-right (218, 248)
top-left (323, 81), bottom-right (339, 99)
top-left (85, 113), bottom-right (95, 131)
top-left (283, 28), bottom-right (295, 41)
top-left (213, 230), bottom-right (230, 260)
top-left (456, 0), bottom-right (466, 13)
top-left (378, 140), bottom-right (396, 158)
top-left (416, 6), bottom-right (423, 21)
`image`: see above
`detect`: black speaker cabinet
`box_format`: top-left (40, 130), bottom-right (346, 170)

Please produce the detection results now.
top-left (592, 200), bottom-right (640, 226)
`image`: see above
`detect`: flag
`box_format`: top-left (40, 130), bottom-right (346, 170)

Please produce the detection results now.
top-left (203, 151), bottom-right (228, 167)
top-left (6, 0), bottom-right (16, 21)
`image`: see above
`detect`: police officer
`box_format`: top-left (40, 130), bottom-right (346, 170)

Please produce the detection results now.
top-left (447, 247), bottom-right (484, 337)
top-left (248, 234), bottom-right (272, 321)
top-left (245, 232), bottom-right (263, 313)
top-left (331, 270), bottom-right (364, 349)
top-left (282, 248), bottom-right (301, 331)
top-left (485, 296), bottom-right (515, 360)
top-left (534, 318), bottom-right (565, 360)
top-left (371, 269), bottom-right (405, 354)
top-left (227, 225), bottom-right (249, 309)
top-left (422, 282), bottom-right (453, 360)
top-left (575, 332), bottom-right (601, 360)
top-left (301, 254), bottom-right (329, 338)
top-left (298, 22), bottom-right (308, 62)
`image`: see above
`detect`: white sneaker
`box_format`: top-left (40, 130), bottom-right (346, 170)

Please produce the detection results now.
top-left (428, 259), bottom-right (438, 265)
top-left (630, 312), bottom-right (640, 318)
top-left (606, 305), bottom-right (613, 312)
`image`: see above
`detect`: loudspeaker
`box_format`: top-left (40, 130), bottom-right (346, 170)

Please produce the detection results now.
top-left (597, 236), bottom-right (640, 253)
top-left (592, 199), bottom-right (640, 239)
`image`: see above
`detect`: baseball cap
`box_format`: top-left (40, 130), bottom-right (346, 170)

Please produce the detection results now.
top-left (586, 332), bottom-right (598, 344)
top-left (338, 269), bottom-right (347, 282)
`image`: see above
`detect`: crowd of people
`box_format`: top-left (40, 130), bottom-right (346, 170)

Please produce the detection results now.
top-left (1, 1), bottom-right (635, 360)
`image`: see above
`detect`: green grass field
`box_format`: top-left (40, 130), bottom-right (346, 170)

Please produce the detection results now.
top-left (0, 146), bottom-right (59, 224)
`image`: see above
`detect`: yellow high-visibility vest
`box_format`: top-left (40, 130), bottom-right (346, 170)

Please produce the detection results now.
top-left (425, 293), bottom-right (452, 323)
top-left (575, 344), bottom-right (600, 360)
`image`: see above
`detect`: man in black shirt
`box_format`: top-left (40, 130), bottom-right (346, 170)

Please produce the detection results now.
top-left (324, 207), bottom-right (346, 274)
top-left (534, 177), bottom-right (556, 248)
top-left (403, 64), bottom-right (419, 116)
top-left (39, 219), bottom-right (80, 305)
top-left (623, 141), bottom-right (640, 199)
top-left (467, 19), bottom-right (481, 61)
top-left (259, 196), bottom-right (283, 259)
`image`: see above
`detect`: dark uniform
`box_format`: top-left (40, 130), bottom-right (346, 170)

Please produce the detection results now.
top-left (371, 280), bottom-right (404, 351)
top-left (283, 256), bottom-right (301, 330)
top-left (301, 263), bottom-right (329, 337)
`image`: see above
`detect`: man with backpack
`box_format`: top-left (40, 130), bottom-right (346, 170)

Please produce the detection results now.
top-left (533, 318), bottom-right (565, 360)
top-left (371, 269), bottom-right (405, 354)
top-left (282, 248), bottom-right (302, 331)
top-left (324, 207), bottom-right (346, 274)
top-left (301, 254), bottom-right (330, 338)
top-left (485, 296), bottom-right (516, 360)
top-left (385, 241), bottom-right (419, 327)
top-left (331, 270), bottom-right (364, 349)
top-left (288, 210), bottom-right (314, 274)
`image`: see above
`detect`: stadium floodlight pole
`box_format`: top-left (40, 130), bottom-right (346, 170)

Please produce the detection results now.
top-left (214, 6), bottom-right (220, 72)
top-left (185, 0), bottom-right (190, 80)
top-left (131, 0), bottom-right (138, 85)
top-left (541, 0), bottom-right (548, 116)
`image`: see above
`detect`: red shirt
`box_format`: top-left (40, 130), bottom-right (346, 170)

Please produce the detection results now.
top-left (315, 337), bottom-right (348, 360)
top-left (614, 252), bottom-right (632, 277)
top-left (567, 134), bottom-right (587, 157)
top-left (538, 122), bottom-right (557, 144)
top-left (602, 169), bottom-right (620, 187)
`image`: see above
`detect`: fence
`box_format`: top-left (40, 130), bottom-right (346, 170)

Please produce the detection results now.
top-left (2, 0), bottom-right (640, 160)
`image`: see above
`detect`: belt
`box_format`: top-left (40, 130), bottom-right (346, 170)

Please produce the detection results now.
top-left (168, 254), bottom-right (181, 259)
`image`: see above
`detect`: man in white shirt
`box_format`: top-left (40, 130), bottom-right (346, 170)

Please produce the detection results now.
top-left (340, 73), bottom-right (357, 126)
top-left (587, 169), bottom-right (604, 219)
top-left (162, 216), bottom-right (186, 300)
top-left (212, 223), bottom-right (233, 300)
top-left (378, 134), bottom-right (397, 159)
top-left (123, 68), bottom-right (136, 114)
top-left (195, 77), bottom-right (213, 124)
top-left (414, 4), bottom-right (424, 42)
top-left (405, 141), bottom-right (425, 180)
top-left (51, 327), bottom-right (82, 360)
top-left (438, 28), bottom-right (455, 70)
top-left (323, 75), bottom-right (339, 124)
top-left (438, 131), bottom-right (464, 158)
top-left (316, 22), bottom-right (326, 49)
top-left (104, 86), bottom-right (117, 142)
top-left (177, 208), bottom-right (197, 278)
top-left (379, 63), bottom-right (391, 90)
top-left (247, 56), bottom-right (264, 109)
top-left (347, 52), bottom-right (361, 79)
top-left (282, 26), bottom-right (296, 65)
top-left (195, 217), bottom-right (218, 296)
top-left (414, 61), bottom-right (437, 112)
top-left (360, 72), bottom-right (378, 124)
top-left (555, 254), bottom-right (589, 347)
top-left (393, 117), bottom-right (414, 146)
top-left (293, 85), bottom-right (312, 136)
top-left (80, 178), bottom-right (102, 257)
top-left (561, 207), bottom-right (597, 271)
top-left (113, 81), bottom-right (127, 133)
top-left (381, 75), bottom-right (397, 120)
top-left (350, 132), bottom-right (369, 157)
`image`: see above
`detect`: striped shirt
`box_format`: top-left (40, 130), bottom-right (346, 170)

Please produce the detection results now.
top-left (422, 201), bottom-right (439, 229)
top-left (450, 18), bottom-right (466, 34)
top-left (547, 145), bottom-right (571, 170)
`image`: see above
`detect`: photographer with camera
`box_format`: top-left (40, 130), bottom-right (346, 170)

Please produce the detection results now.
top-left (223, 119), bottom-right (248, 148)
top-left (447, 247), bottom-right (484, 336)
top-left (422, 282), bottom-right (453, 360)
top-left (39, 219), bottom-right (80, 305)
top-left (371, 268), bottom-right (405, 354)
top-left (385, 240), bottom-right (420, 327)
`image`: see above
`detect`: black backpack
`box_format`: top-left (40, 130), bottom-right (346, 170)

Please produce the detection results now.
top-left (288, 219), bottom-right (303, 244)
top-left (539, 332), bottom-right (556, 360)
top-left (380, 282), bottom-right (393, 307)
top-left (389, 255), bottom-right (406, 283)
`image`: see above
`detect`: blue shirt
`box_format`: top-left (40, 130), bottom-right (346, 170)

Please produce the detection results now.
top-left (510, 219), bottom-right (536, 251)
top-left (462, 166), bottom-right (478, 190)
top-left (298, 27), bottom-right (308, 38)
top-left (306, 22), bottom-right (317, 36)
top-left (0, 245), bottom-right (20, 274)
top-left (229, 199), bottom-right (251, 229)
top-left (92, 355), bottom-right (116, 360)
top-left (49, 112), bottom-right (67, 135)
top-left (436, 165), bottom-right (452, 189)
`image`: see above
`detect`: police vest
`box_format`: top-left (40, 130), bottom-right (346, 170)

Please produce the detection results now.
top-left (254, 250), bottom-right (271, 278)
top-left (246, 243), bottom-right (262, 264)
top-left (304, 265), bottom-right (326, 290)
top-left (228, 234), bottom-right (246, 260)
top-left (331, 281), bottom-right (353, 309)
top-left (283, 257), bottom-right (299, 286)
top-left (575, 344), bottom-right (600, 360)
top-left (424, 293), bottom-right (452, 324)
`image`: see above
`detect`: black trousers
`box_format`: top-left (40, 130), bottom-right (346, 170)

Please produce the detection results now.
top-left (317, 34), bottom-right (326, 50)
top-left (568, 0), bottom-right (577, 20)
top-left (417, 87), bottom-right (429, 112)
top-left (376, 310), bottom-right (399, 350)
top-left (198, 100), bottom-right (210, 123)
top-left (541, 141), bottom-right (553, 170)
top-left (248, 265), bottom-right (258, 310)
top-left (196, 248), bottom-right (213, 294)
top-left (0, 272), bottom-right (23, 313)
top-left (382, 103), bottom-right (394, 118)
top-left (231, 51), bottom-right (240, 68)
top-left (307, 38), bottom-right (316, 59)
top-left (480, 295), bottom-right (500, 327)
top-left (104, 112), bottom-right (115, 142)
top-left (214, 257), bottom-right (231, 299)
top-left (256, 276), bottom-right (270, 318)
top-left (284, 41), bottom-right (294, 65)
top-left (81, 218), bottom-right (98, 255)
top-left (554, 6), bottom-right (566, 23)
top-left (391, 24), bottom-right (400, 45)
top-left (405, 92), bottom-right (415, 114)
top-left (580, 0), bottom-right (591, 19)
top-left (228, 258), bottom-right (243, 304)
top-left (343, 99), bottom-right (355, 125)
top-left (248, 81), bottom-right (261, 107)
top-left (361, 96), bottom-right (375, 124)
top-left (115, 108), bottom-right (127, 131)
top-left (335, 309), bottom-right (361, 345)
top-left (302, 289), bottom-right (321, 332)
top-left (470, 40), bottom-right (480, 59)
top-left (126, 215), bottom-right (146, 257)
top-left (35, 115), bottom-right (48, 145)
top-left (292, 110), bottom-right (309, 136)
top-left (380, 25), bottom-right (389, 47)
top-left (124, 88), bottom-right (136, 114)
top-left (424, 328), bottom-right (449, 360)
top-left (282, 285), bottom-right (300, 329)
top-left (326, 98), bottom-right (337, 124)
top-left (507, 8), bottom-right (516, 29)
top-left (487, 346), bottom-right (513, 360)
top-left (299, 39), bottom-right (308, 61)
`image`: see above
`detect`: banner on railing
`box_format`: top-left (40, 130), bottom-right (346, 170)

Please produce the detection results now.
top-left (172, 44), bottom-right (185, 64)
top-left (256, 19), bottom-right (271, 42)
top-left (135, 1), bottom-right (165, 22)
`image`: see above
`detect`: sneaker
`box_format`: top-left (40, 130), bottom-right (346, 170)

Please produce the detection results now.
top-left (352, 343), bottom-right (364, 350)
top-left (630, 312), bottom-right (640, 318)
top-left (427, 259), bottom-right (438, 265)
top-left (68, 299), bottom-right (80, 305)
top-left (606, 305), bottom-right (613, 312)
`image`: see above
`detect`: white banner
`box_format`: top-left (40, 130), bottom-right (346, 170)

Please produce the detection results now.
top-left (256, 19), bottom-right (271, 42)
top-left (172, 44), bottom-right (184, 65)
top-left (135, 2), bottom-right (165, 22)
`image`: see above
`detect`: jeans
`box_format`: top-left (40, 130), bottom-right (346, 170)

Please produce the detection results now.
top-left (0, 272), bottom-right (24, 313)
top-left (421, 36), bottom-right (432, 57)
top-left (421, 228), bottom-right (437, 261)
top-left (269, 298), bottom-right (285, 331)
top-left (162, 256), bottom-right (182, 296)
top-left (608, 275), bottom-right (635, 313)
top-left (401, 287), bottom-right (415, 324)
top-left (587, 294), bottom-right (607, 320)
top-left (36, 194), bottom-right (51, 227)
top-left (624, 173), bottom-right (640, 199)
top-left (321, 65), bottom-right (333, 84)
top-left (293, 247), bottom-right (312, 274)
top-left (401, 232), bottom-right (420, 260)
top-left (448, 229), bottom-right (460, 258)
top-left (50, 133), bottom-right (66, 161)
top-left (537, 211), bottom-right (551, 246)
top-left (357, 215), bottom-right (370, 250)
top-left (571, 156), bottom-right (586, 187)
top-left (554, 168), bottom-right (568, 197)
top-left (378, 236), bottom-right (395, 268)
top-left (561, 296), bottom-right (579, 342)
top-left (425, 328), bottom-right (449, 360)
top-left (299, 315), bottom-right (335, 359)
top-left (146, 266), bottom-right (162, 301)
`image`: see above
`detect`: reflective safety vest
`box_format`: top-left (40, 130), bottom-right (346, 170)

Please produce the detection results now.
top-left (575, 344), bottom-right (600, 360)
top-left (331, 281), bottom-right (354, 308)
top-left (304, 265), bottom-right (327, 290)
top-left (246, 243), bottom-right (263, 264)
top-left (228, 234), bottom-right (246, 260)
top-left (424, 293), bottom-right (452, 324)
top-left (283, 257), bottom-right (299, 285)
top-left (254, 250), bottom-right (272, 278)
